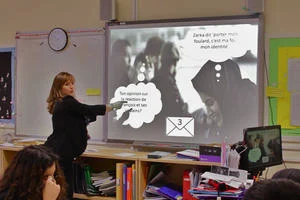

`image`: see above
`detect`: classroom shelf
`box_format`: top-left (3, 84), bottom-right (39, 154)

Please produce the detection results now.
top-left (0, 144), bottom-right (219, 200)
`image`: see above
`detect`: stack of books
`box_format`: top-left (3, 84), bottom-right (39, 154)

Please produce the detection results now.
top-left (189, 186), bottom-right (244, 199)
top-left (91, 170), bottom-right (116, 196)
top-left (72, 162), bottom-right (99, 196)
top-left (187, 170), bottom-right (246, 199)
top-left (143, 163), bottom-right (183, 200)
top-left (144, 184), bottom-right (183, 200)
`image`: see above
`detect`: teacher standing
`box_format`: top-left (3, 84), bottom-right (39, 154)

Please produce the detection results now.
top-left (44, 72), bottom-right (125, 199)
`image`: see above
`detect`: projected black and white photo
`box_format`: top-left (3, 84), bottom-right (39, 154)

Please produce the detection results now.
top-left (106, 16), bottom-right (262, 145)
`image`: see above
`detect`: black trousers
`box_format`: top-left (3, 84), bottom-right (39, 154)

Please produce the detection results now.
top-left (59, 158), bottom-right (74, 200)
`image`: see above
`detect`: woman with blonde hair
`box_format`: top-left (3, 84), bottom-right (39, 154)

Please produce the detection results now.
top-left (44, 72), bottom-right (125, 199)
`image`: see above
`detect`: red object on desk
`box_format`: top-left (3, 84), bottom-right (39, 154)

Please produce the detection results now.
top-left (183, 170), bottom-right (198, 200)
top-left (208, 179), bottom-right (228, 191)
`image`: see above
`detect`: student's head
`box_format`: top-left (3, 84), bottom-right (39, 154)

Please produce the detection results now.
top-left (160, 42), bottom-right (180, 77)
top-left (191, 59), bottom-right (244, 127)
top-left (144, 36), bottom-right (164, 57)
top-left (198, 91), bottom-right (223, 127)
top-left (243, 179), bottom-right (300, 200)
top-left (0, 145), bottom-right (66, 200)
top-left (191, 60), bottom-right (242, 106)
top-left (268, 137), bottom-right (281, 158)
top-left (254, 134), bottom-right (264, 145)
top-left (47, 72), bottom-right (75, 114)
top-left (144, 36), bottom-right (164, 71)
top-left (132, 52), bottom-right (155, 83)
top-left (272, 168), bottom-right (300, 184)
top-left (111, 39), bottom-right (132, 69)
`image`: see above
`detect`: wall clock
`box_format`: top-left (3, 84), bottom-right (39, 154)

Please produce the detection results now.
top-left (48, 27), bottom-right (68, 51)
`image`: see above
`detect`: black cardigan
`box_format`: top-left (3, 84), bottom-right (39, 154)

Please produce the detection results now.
top-left (44, 95), bottom-right (106, 159)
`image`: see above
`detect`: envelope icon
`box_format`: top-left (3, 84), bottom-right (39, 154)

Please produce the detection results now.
top-left (166, 117), bottom-right (194, 137)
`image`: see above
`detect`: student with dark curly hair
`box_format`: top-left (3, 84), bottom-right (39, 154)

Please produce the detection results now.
top-left (0, 145), bottom-right (67, 200)
top-left (272, 168), bottom-right (300, 184)
top-left (243, 179), bottom-right (300, 200)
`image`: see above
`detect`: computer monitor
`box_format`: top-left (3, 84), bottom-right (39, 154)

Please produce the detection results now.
top-left (239, 125), bottom-right (283, 176)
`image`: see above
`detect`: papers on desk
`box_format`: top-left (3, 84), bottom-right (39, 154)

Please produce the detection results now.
top-left (189, 188), bottom-right (244, 199)
top-left (189, 177), bottom-right (244, 198)
top-left (187, 169), bottom-right (247, 199)
top-left (201, 172), bottom-right (243, 189)
top-left (114, 152), bottom-right (136, 157)
top-left (176, 149), bottom-right (199, 160)
top-left (201, 172), bottom-right (233, 183)
top-left (0, 142), bottom-right (24, 148)
top-left (0, 142), bottom-right (14, 147)
top-left (17, 138), bottom-right (40, 142)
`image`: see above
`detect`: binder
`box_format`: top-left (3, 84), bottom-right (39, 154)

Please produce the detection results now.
top-left (183, 170), bottom-right (198, 200)
top-left (126, 166), bottom-right (132, 200)
top-left (147, 163), bottom-right (164, 183)
top-left (132, 164), bottom-right (136, 200)
top-left (122, 164), bottom-right (127, 200)
top-left (157, 186), bottom-right (183, 200)
top-left (83, 164), bottom-right (99, 196)
top-left (72, 162), bottom-right (86, 194)
top-left (148, 170), bottom-right (165, 185)
top-left (116, 163), bottom-right (124, 200)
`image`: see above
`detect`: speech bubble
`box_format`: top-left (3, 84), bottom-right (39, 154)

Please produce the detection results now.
top-left (178, 24), bottom-right (258, 62)
top-left (110, 82), bottom-right (162, 128)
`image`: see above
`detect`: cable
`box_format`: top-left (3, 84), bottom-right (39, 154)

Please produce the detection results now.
top-left (263, 47), bottom-right (275, 125)
top-left (283, 160), bottom-right (287, 169)
top-left (264, 167), bottom-right (269, 179)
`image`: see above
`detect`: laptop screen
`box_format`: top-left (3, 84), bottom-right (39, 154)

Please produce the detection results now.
top-left (243, 125), bottom-right (283, 172)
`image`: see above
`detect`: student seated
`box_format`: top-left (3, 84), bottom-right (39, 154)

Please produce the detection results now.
top-left (0, 145), bottom-right (67, 200)
top-left (242, 179), bottom-right (300, 200)
top-left (272, 168), bottom-right (300, 184)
